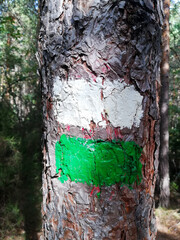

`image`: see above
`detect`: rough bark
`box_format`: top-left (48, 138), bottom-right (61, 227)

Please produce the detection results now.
top-left (38, 1), bottom-right (163, 239)
top-left (158, 0), bottom-right (170, 208)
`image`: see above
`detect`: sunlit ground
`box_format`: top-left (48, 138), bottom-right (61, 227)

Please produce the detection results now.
top-left (156, 192), bottom-right (180, 240)
top-left (156, 208), bottom-right (180, 240)
top-left (3, 231), bottom-right (25, 240)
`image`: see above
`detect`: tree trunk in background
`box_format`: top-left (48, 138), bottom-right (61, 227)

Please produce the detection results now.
top-left (159, 0), bottom-right (170, 208)
top-left (38, 1), bottom-right (163, 239)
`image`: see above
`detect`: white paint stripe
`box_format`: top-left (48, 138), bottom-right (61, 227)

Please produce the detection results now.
top-left (53, 77), bottom-right (143, 130)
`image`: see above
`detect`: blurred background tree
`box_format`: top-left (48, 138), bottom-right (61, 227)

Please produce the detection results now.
top-left (154, 0), bottom-right (180, 208)
top-left (0, 0), bottom-right (42, 239)
top-left (169, 1), bottom-right (180, 194)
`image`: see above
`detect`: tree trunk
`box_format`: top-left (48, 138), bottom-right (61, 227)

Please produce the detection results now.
top-left (158, 0), bottom-right (170, 208)
top-left (38, 1), bottom-right (163, 239)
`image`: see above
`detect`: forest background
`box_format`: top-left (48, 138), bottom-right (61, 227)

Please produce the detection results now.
top-left (0, 0), bottom-right (179, 239)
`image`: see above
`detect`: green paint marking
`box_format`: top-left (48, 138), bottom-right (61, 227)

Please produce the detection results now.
top-left (55, 134), bottom-right (142, 188)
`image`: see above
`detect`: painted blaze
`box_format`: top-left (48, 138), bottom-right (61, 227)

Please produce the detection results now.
top-left (56, 134), bottom-right (142, 188)
top-left (53, 77), bottom-right (143, 190)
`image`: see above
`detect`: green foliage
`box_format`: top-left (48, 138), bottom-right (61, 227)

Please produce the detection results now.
top-left (0, 0), bottom-right (38, 115)
top-left (170, 181), bottom-right (179, 192)
top-left (0, 0), bottom-right (42, 239)
top-left (0, 135), bottom-right (23, 238)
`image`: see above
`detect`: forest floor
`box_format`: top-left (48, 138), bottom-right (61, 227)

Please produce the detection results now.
top-left (156, 192), bottom-right (180, 240)
top-left (156, 208), bottom-right (180, 240)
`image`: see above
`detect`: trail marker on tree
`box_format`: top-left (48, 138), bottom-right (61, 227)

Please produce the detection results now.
top-left (39, 0), bottom-right (163, 239)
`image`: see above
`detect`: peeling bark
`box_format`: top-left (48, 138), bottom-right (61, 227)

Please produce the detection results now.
top-left (38, 1), bottom-right (163, 239)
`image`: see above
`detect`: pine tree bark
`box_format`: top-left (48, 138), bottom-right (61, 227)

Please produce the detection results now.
top-left (38, 1), bottom-right (163, 239)
top-left (158, 0), bottom-right (170, 208)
